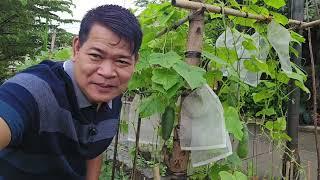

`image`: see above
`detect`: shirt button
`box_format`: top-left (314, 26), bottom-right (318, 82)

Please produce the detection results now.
top-left (89, 127), bottom-right (98, 136)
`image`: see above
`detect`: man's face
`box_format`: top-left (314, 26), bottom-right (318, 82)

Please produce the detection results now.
top-left (72, 23), bottom-right (137, 103)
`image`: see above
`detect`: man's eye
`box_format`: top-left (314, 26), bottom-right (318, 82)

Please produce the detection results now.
top-left (117, 59), bottom-right (130, 65)
top-left (89, 54), bottom-right (102, 60)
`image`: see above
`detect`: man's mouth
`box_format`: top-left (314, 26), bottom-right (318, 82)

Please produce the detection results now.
top-left (94, 83), bottom-right (117, 92)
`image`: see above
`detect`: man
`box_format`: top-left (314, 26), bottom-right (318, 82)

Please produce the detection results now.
top-left (0, 4), bottom-right (142, 180)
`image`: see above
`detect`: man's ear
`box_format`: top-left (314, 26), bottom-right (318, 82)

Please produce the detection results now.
top-left (72, 36), bottom-right (81, 62)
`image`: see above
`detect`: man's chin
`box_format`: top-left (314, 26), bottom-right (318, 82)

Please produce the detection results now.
top-left (88, 93), bottom-right (120, 103)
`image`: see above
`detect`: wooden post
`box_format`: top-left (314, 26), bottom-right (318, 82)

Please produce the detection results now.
top-left (282, 0), bottom-right (303, 179)
top-left (163, 0), bottom-right (205, 177)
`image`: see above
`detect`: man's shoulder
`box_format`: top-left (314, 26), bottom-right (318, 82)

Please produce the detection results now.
top-left (4, 60), bottom-right (68, 103)
top-left (8, 60), bottom-right (65, 86)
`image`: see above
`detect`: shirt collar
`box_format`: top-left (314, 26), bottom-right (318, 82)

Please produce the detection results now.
top-left (63, 60), bottom-right (91, 108)
top-left (63, 60), bottom-right (112, 109)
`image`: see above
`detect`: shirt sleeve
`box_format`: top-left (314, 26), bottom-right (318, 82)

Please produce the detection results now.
top-left (0, 81), bottom-right (38, 146)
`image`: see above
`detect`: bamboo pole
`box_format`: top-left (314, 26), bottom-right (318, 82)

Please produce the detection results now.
top-left (172, 0), bottom-right (320, 29)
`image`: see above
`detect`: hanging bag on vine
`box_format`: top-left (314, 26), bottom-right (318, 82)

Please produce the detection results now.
top-left (179, 84), bottom-right (227, 150)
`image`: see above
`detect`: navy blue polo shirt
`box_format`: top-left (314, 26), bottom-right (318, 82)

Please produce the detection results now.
top-left (0, 60), bottom-right (122, 180)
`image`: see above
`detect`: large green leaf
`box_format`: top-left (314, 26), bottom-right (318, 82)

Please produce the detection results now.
top-left (267, 20), bottom-right (292, 73)
top-left (128, 70), bottom-right (152, 90)
top-left (224, 106), bottom-right (243, 140)
top-left (203, 51), bottom-right (227, 66)
top-left (256, 107), bottom-right (276, 116)
top-left (172, 61), bottom-right (206, 90)
top-left (138, 94), bottom-right (168, 118)
top-left (234, 171), bottom-right (248, 180)
top-left (252, 89), bottom-right (274, 103)
top-left (263, 0), bottom-right (285, 9)
top-left (149, 51), bottom-right (181, 68)
top-left (152, 68), bottom-right (181, 90)
top-left (270, 11), bottom-right (288, 25)
top-left (219, 171), bottom-right (235, 180)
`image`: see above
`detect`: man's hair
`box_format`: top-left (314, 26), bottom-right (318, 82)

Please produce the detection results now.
top-left (79, 5), bottom-right (143, 55)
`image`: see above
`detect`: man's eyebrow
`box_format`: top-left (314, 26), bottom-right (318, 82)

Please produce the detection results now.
top-left (89, 47), bottom-right (104, 54)
top-left (118, 55), bottom-right (133, 59)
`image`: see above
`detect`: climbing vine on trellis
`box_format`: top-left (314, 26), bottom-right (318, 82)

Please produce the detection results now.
top-left (127, 0), bottom-right (308, 178)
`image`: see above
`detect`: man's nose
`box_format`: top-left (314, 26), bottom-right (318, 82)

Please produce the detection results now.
top-left (97, 60), bottom-right (117, 78)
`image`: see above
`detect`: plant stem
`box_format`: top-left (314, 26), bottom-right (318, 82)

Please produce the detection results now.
top-left (111, 126), bottom-right (120, 180)
top-left (131, 117), bottom-right (142, 180)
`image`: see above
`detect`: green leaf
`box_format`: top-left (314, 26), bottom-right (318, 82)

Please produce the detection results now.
top-left (242, 39), bottom-right (257, 51)
top-left (263, 0), bottom-right (286, 9)
top-left (20, 0), bottom-right (28, 6)
top-left (166, 80), bottom-right (184, 98)
top-left (152, 68), bottom-right (181, 90)
top-left (228, 0), bottom-right (240, 9)
top-left (252, 89), bottom-right (274, 103)
top-left (128, 70), bottom-right (152, 90)
top-left (205, 70), bottom-right (223, 86)
top-left (270, 11), bottom-right (289, 25)
top-left (224, 106), bottom-right (243, 140)
top-left (295, 80), bottom-right (310, 94)
top-left (226, 153), bottom-right (242, 169)
top-left (138, 95), bottom-right (168, 118)
top-left (230, 16), bottom-right (257, 27)
top-left (234, 171), bottom-right (248, 180)
top-left (203, 51), bottom-right (227, 65)
top-left (135, 54), bottom-right (150, 72)
top-left (172, 61), bottom-right (206, 90)
top-left (209, 164), bottom-right (231, 180)
top-left (219, 171), bottom-right (235, 180)
top-left (262, 81), bottom-right (276, 88)
top-left (267, 20), bottom-right (292, 73)
top-left (290, 30), bottom-right (305, 43)
top-left (265, 117), bottom-right (286, 131)
top-left (289, 46), bottom-right (300, 57)
top-left (149, 51), bottom-right (181, 68)
top-left (256, 107), bottom-right (276, 116)
top-left (159, 10), bottom-right (175, 26)
top-left (210, 14), bottom-right (223, 19)
top-left (215, 47), bottom-right (239, 65)
top-left (243, 5), bottom-right (269, 17)
top-left (277, 72), bottom-right (290, 84)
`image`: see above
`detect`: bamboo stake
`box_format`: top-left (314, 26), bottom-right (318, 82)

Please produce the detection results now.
top-left (111, 127), bottom-right (120, 180)
top-left (290, 162), bottom-right (293, 180)
top-left (172, 0), bottom-right (320, 29)
top-left (285, 161), bottom-right (290, 180)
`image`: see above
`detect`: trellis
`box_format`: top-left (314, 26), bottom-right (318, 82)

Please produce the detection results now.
top-left (111, 0), bottom-right (320, 179)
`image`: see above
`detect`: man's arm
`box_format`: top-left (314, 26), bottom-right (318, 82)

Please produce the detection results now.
top-left (0, 117), bottom-right (11, 150)
top-left (86, 154), bottom-right (103, 180)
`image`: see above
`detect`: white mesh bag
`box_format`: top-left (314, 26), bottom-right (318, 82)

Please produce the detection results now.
top-left (180, 84), bottom-right (226, 150)
top-left (190, 132), bottom-right (233, 167)
top-left (216, 28), bottom-right (269, 86)
top-left (128, 94), bottom-right (161, 145)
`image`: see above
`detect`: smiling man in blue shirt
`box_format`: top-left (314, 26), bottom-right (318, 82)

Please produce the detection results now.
top-left (0, 5), bottom-right (142, 180)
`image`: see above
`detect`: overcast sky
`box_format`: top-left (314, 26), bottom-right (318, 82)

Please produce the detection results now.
top-left (58, 0), bottom-right (135, 34)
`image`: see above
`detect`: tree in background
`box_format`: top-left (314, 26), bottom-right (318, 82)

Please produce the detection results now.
top-left (0, 0), bottom-right (77, 81)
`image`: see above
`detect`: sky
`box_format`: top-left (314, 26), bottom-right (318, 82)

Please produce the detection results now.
top-left (58, 0), bottom-right (135, 34)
